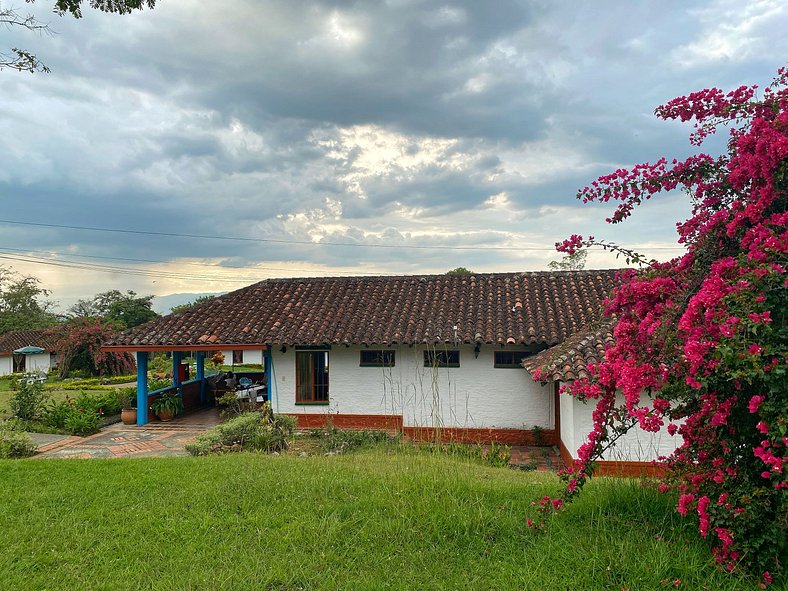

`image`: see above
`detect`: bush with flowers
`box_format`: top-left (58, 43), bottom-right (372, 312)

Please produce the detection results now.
top-left (535, 67), bottom-right (787, 585)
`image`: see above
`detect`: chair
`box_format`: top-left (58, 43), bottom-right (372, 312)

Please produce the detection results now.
top-left (238, 377), bottom-right (252, 388)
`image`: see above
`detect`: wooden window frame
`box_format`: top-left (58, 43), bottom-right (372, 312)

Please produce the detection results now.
top-left (359, 350), bottom-right (395, 367)
top-left (295, 350), bottom-right (330, 405)
top-left (232, 350), bottom-right (243, 365)
top-left (423, 350), bottom-right (460, 368)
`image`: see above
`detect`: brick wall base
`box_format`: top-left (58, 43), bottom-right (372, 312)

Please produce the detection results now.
top-left (558, 436), bottom-right (665, 477)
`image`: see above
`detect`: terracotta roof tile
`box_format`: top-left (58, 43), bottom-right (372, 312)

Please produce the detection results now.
top-left (107, 270), bottom-right (623, 349)
top-left (0, 330), bottom-right (58, 355)
top-left (522, 320), bottom-right (616, 382)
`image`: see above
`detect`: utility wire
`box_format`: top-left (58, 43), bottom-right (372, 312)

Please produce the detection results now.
top-left (0, 246), bottom-right (386, 276)
top-left (0, 218), bottom-right (686, 251)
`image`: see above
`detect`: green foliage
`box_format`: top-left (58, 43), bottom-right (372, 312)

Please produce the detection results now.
top-left (170, 295), bottom-right (216, 315)
top-left (186, 405), bottom-right (296, 456)
top-left (0, 423), bottom-right (37, 458)
top-left (0, 266), bottom-right (58, 334)
top-left (9, 381), bottom-right (48, 422)
top-left (117, 387), bottom-right (136, 409)
top-left (148, 378), bottom-right (171, 392)
top-left (423, 440), bottom-right (512, 468)
top-left (150, 392), bottom-right (183, 418)
top-left (64, 408), bottom-right (101, 436)
top-left (44, 390), bottom-right (119, 435)
top-left (45, 399), bottom-right (73, 430)
top-left (312, 426), bottom-right (399, 453)
top-left (445, 267), bottom-right (474, 276)
top-left (548, 249), bottom-right (587, 270)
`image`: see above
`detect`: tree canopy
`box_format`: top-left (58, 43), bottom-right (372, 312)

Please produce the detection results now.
top-left (1, 0), bottom-right (157, 73)
top-left (68, 290), bottom-right (158, 329)
top-left (536, 67), bottom-right (787, 584)
top-left (0, 266), bottom-right (59, 334)
top-left (170, 295), bottom-right (216, 315)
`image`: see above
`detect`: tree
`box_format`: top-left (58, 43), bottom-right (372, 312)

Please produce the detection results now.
top-left (68, 289), bottom-right (158, 328)
top-left (547, 249), bottom-right (587, 270)
top-left (0, 266), bottom-right (59, 334)
top-left (49, 318), bottom-right (135, 377)
top-left (445, 267), bottom-right (474, 276)
top-left (170, 295), bottom-right (216, 315)
top-left (537, 68), bottom-right (787, 584)
top-left (1, 0), bottom-right (156, 73)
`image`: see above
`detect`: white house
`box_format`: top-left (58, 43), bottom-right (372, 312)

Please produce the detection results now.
top-left (104, 270), bottom-right (676, 472)
top-left (0, 330), bottom-right (58, 376)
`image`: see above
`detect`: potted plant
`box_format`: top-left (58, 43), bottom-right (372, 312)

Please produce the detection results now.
top-left (150, 391), bottom-right (184, 422)
top-left (118, 387), bottom-right (137, 425)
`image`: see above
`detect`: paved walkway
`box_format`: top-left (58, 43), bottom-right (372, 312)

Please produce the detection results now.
top-left (35, 407), bottom-right (222, 459)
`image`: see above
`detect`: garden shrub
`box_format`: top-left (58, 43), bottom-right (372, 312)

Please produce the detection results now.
top-left (186, 404), bottom-right (296, 456)
top-left (0, 423), bottom-right (37, 458)
top-left (43, 391), bottom-right (118, 434)
top-left (64, 408), bottom-right (101, 436)
top-left (9, 382), bottom-right (49, 422)
top-left (45, 399), bottom-right (73, 430)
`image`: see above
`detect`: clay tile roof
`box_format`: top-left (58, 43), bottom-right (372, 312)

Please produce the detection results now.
top-left (106, 270), bottom-right (623, 349)
top-left (522, 320), bottom-right (616, 382)
top-left (0, 330), bottom-right (58, 355)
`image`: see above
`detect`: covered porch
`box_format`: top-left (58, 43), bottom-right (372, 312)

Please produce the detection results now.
top-left (103, 343), bottom-right (272, 425)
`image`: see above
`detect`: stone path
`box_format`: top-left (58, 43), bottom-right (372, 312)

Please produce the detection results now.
top-left (35, 407), bottom-right (222, 459)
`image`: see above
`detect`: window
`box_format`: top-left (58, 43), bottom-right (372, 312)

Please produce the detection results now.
top-left (296, 350), bottom-right (329, 403)
top-left (232, 350), bottom-right (243, 364)
top-left (424, 350), bottom-right (460, 368)
top-left (359, 350), bottom-right (395, 367)
top-left (494, 351), bottom-right (534, 368)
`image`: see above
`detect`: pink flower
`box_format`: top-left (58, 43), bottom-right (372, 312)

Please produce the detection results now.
top-left (756, 421), bottom-right (769, 434)
top-left (748, 343), bottom-right (764, 355)
top-left (748, 395), bottom-right (766, 413)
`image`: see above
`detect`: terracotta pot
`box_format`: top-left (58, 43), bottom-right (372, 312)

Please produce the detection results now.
top-left (157, 409), bottom-right (174, 422)
top-left (121, 408), bottom-right (137, 425)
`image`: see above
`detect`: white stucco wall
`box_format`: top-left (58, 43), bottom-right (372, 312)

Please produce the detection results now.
top-left (0, 355), bottom-right (12, 376)
top-left (242, 350), bottom-right (263, 365)
top-left (26, 353), bottom-right (51, 373)
top-left (561, 383), bottom-right (680, 463)
top-left (267, 344), bottom-right (552, 430)
top-left (559, 386), bottom-right (575, 453)
top-left (217, 349), bottom-right (264, 366)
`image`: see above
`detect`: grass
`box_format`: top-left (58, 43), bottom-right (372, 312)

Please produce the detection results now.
top-left (0, 449), bottom-right (761, 590)
top-left (0, 376), bottom-right (129, 417)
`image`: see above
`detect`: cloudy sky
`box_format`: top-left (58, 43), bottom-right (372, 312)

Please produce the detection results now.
top-left (1, 0), bottom-right (785, 311)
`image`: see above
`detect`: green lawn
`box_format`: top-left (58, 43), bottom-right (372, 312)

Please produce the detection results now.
top-left (0, 449), bottom-right (760, 590)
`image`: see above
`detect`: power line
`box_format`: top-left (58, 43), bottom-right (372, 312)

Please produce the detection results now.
top-left (0, 246), bottom-right (386, 276)
top-left (0, 218), bottom-right (686, 252)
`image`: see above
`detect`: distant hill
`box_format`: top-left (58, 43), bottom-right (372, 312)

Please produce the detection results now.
top-left (152, 292), bottom-right (224, 315)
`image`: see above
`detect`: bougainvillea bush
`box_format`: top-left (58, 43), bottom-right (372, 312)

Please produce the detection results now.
top-left (544, 68), bottom-right (787, 584)
top-left (49, 318), bottom-right (136, 378)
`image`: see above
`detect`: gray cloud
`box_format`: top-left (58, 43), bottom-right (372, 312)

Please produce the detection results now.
top-left (0, 0), bottom-right (785, 304)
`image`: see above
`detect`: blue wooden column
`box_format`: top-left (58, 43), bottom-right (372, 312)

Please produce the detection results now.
top-left (172, 351), bottom-right (182, 392)
top-left (264, 347), bottom-right (272, 403)
top-left (136, 352), bottom-right (149, 426)
top-left (196, 351), bottom-right (206, 404)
